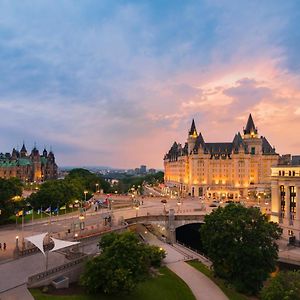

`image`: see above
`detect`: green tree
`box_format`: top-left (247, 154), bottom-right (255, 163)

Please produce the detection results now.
top-left (201, 203), bottom-right (282, 294)
top-left (27, 179), bottom-right (80, 209)
top-left (261, 271), bottom-right (300, 300)
top-left (81, 231), bottom-right (166, 294)
top-left (0, 178), bottom-right (23, 223)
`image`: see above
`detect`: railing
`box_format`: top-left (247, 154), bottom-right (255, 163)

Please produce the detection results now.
top-left (176, 240), bottom-right (210, 261)
top-left (27, 255), bottom-right (91, 285)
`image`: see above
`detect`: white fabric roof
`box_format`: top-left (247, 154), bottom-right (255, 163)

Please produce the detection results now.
top-left (50, 237), bottom-right (80, 252)
top-left (25, 233), bottom-right (48, 256)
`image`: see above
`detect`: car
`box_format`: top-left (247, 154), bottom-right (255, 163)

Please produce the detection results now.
top-left (209, 203), bottom-right (217, 207)
top-left (161, 199), bottom-right (167, 203)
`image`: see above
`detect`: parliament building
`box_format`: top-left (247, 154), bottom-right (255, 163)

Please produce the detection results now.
top-left (164, 114), bottom-right (279, 199)
top-left (0, 143), bottom-right (58, 182)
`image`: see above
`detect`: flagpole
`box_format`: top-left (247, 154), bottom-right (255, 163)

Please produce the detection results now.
top-left (41, 206), bottom-right (43, 220)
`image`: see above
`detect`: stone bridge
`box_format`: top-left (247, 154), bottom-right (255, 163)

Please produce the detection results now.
top-left (125, 210), bottom-right (205, 243)
top-left (125, 213), bottom-right (205, 227)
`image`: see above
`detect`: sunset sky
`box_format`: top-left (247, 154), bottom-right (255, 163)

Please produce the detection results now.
top-left (0, 1), bottom-right (300, 169)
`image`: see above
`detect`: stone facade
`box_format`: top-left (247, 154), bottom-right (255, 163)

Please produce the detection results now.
top-left (271, 165), bottom-right (300, 242)
top-left (0, 144), bottom-right (57, 182)
top-left (164, 114), bottom-right (279, 199)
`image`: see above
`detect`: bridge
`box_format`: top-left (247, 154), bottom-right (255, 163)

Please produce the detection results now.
top-left (125, 209), bottom-right (205, 243)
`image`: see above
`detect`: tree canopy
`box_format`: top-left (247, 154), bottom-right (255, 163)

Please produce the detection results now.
top-left (261, 270), bottom-right (300, 300)
top-left (201, 203), bottom-right (282, 294)
top-left (27, 168), bottom-right (111, 208)
top-left (0, 178), bottom-right (23, 223)
top-left (81, 231), bottom-right (166, 294)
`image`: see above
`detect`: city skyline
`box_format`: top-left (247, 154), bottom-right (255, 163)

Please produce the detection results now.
top-left (0, 1), bottom-right (300, 168)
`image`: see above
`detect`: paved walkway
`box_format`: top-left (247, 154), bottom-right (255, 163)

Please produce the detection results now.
top-left (0, 284), bottom-right (33, 300)
top-left (168, 261), bottom-right (228, 300)
top-left (136, 224), bottom-right (228, 300)
top-left (0, 251), bottom-right (66, 299)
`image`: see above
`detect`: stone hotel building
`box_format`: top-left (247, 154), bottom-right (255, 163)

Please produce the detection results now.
top-left (164, 114), bottom-right (279, 199)
top-left (271, 157), bottom-right (300, 242)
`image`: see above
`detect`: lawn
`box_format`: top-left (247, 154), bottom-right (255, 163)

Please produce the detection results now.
top-left (30, 266), bottom-right (196, 300)
top-left (187, 260), bottom-right (251, 300)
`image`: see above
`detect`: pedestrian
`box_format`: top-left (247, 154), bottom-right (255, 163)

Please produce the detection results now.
top-left (3, 243), bottom-right (6, 251)
top-left (0, 242), bottom-right (2, 250)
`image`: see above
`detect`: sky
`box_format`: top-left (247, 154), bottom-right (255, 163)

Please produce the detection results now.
top-left (0, 0), bottom-right (300, 169)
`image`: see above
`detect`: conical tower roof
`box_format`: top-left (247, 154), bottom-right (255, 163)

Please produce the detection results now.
top-left (189, 119), bottom-right (197, 136)
top-left (244, 114), bottom-right (257, 135)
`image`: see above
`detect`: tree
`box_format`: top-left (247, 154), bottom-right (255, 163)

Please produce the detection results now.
top-left (201, 203), bottom-right (282, 294)
top-left (261, 271), bottom-right (300, 300)
top-left (81, 231), bottom-right (166, 294)
top-left (0, 178), bottom-right (23, 223)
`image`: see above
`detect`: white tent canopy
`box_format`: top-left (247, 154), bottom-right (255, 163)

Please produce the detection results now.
top-left (50, 237), bottom-right (80, 252)
top-left (25, 233), bottom-right (80, 256)
top-left (25, 232), bottom-right (48, 256)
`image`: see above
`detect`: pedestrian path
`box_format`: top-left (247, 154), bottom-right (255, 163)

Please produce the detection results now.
top-left (136, 224), bottom-right (228, 300)
top-left (0, 284), bottom-right (34, 300)
top-left (168, 261), bottom-right (228, 300)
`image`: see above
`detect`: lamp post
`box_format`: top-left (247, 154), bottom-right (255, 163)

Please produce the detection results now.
top-left (95, 183), bottom-right (99, 193)
top-left (83, 190), bottom-right (88, 211)
top-left (135, 206), bottom-right (139, 223)
top-left (79, 214), bottom-right (85, 231)
top-left (177, 201), bottom-right (181, 213)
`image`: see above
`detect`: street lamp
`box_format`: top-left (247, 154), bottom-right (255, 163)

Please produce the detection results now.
top-left (79, 214), bottom-right (85, 230)
top-left (83, 191), bottom-right (88, 208)
top-left (95, 183), bottom-right (99, 193)
top-left (135, 206), bottom-right (139, 223)
top-left (177, 201), bottom-right (181, 213)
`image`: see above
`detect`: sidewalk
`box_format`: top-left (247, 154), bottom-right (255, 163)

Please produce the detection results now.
top-left (136, 224), bottom-right (228, 300)
top-left (168, 261), bottom-right (228, 300)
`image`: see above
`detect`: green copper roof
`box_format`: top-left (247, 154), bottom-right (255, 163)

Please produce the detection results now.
top-left (18, 158), bottom-right (32, 166)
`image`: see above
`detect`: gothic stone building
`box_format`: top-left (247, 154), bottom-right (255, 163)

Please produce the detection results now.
top-left (164, 114), bottom-right (279, 199)
top-left (0, 144), bottom-right (58, 182)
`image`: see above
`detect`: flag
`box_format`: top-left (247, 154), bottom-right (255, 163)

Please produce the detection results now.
top-left (45, 207), bottom-right (51, 212)
top-left (53, 207), bottom-right (58, 213)
top-left (26, 209), bottom-right (33, 215)
top-left (68, 204), bottom-right (73, 208)
top-left (16, 210), bottom-right (23, 216)
top-left (60, 205), bottom-right (66, 210)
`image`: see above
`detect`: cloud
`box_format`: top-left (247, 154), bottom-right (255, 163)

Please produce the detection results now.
top-left (0, 1), bottom-right (300, 168)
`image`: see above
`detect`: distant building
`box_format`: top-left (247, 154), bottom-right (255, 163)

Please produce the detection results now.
top-left (148, 168), bottom-right (156, 174)
top-left (271, 162), bottom-right (300, 242)
top-left (164, 114), bottom-right (279, 199)
top-left (0, 144), bottom-right (58, 182)
top-left (140, 165), bottom-right (147, 174)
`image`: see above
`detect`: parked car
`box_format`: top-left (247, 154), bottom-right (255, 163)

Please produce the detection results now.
top-left (161, 199), bottom-right (167, 204)
top-left (209, 203), bottom-right (217, 207)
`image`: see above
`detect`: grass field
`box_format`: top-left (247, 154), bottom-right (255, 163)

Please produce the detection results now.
top-left (30, 266), bottom-right (196, 300)
top-left (187, 260), bottom-right (251, 300)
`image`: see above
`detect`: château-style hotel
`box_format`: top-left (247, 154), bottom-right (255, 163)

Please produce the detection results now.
top-left (164, 114), bottom-right (279, 199)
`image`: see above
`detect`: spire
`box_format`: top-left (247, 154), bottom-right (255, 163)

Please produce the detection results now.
top-left (189, 119), bottom-right (197, 137)
top-left (21, 142), bottom-right (27, 153)
top-left (243, 114), bottom-right (257, 135)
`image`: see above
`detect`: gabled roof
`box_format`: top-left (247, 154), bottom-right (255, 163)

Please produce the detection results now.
top-left (244, 114), bottom-right (257, 135)
top-left (261, 136), bottom-right (276, 154)
top-left (194, 132), bottom-right (205, 150)
top-left (205, 143), bottom-right (233, 155)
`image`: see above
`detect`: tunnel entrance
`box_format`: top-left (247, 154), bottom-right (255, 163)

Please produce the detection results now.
top-left (176, 223), bottom-right (206, 254)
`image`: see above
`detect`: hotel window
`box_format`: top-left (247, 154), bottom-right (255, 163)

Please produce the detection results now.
top-left (251, 147), bottom-right (255, 155)
top-left (279, 171), bottom-right (281, 176)
top-left (280, 185), bottom-right (285, 221)
top-left (289, 186), bottom-right (296, 224)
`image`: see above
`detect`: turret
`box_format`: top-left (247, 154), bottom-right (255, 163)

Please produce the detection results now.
top-left (43, 148), bottom-right (48, 157)
top-left (188, 119), bottom-right (198, 154)
top-left (20, 143), bottom-right (27, 158)
top-left (243, 114), bottom-right (258, 138)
